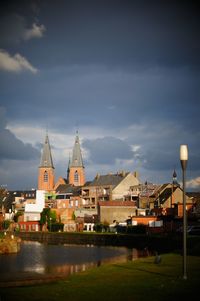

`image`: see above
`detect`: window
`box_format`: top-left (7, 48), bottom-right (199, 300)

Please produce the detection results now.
top-left (74, 171), bottom-right (79, 183)
top-left (44, 171), bottom-right (48, 182)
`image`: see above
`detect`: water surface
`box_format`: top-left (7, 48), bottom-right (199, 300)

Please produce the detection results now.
top-left (0, 241), bottom-right (149, 282)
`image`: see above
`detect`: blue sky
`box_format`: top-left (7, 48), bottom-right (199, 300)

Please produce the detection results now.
top-left (0, 0), bottom-right (199, 191)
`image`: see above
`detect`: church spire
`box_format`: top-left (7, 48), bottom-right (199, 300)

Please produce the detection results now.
top-left (69, 131), bottom-right (85, 186)
top-left (172, 168), bottom-right (178, 186)
top-left (39, 134), bottom-right (54, 168)
top-left (70, 131), bottom-right (84, 168)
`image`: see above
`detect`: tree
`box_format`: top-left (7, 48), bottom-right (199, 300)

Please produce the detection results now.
top-left (40, 208), bottom-right (50, 229)
top-left (40, 208), bottom-right (57, 231)
top-left (13, 211), bottom-right (23, 222)
top-left (2, 220), bottom-right (11, 230)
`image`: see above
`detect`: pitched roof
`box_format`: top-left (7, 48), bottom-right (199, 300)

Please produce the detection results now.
top-left (55, 184), bottom-right (81, 195)
top-left (89, 173), bottom-right (129, 187)
top-left (70, 133), bottom-right (84, 168)
top-left (39, 134), bottom-right (54, 168)
top-left (156, 187), bottom-right (178, 204)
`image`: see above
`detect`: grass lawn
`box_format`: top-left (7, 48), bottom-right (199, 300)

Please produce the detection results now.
top-left (0, 253), bottom-right (200, 301)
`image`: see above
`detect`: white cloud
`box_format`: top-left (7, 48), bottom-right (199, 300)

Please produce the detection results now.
top-left (186, 177), bottom-right (200, 188)
top-left (0, 49), bottom-right (37, 74)
top-left (131, 145), bottom-right (141, 152)
top-left (23, 23), bottom-right (46, 40)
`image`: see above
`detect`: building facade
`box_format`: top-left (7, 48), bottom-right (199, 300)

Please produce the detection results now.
top-left (82, 171), bottom-right (140, 210)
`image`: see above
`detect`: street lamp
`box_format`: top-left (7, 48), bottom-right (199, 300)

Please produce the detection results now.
top-left (180, 144), bottom-right (188, 280)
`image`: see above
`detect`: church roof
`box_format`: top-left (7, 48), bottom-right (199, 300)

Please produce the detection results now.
top-left (70, 133), bottom-right (84, 168)
top-left (39, 134), bottom-right (54, 168)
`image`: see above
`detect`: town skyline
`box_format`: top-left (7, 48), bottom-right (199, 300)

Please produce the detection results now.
top-left (0, 0), bottom-right (199, 191)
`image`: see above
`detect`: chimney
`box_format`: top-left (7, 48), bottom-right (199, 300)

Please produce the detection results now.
top-left (134, 171), bottom-right (139, 179)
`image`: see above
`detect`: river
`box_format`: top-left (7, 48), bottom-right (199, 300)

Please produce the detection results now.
top-left (0, 241), bottom-right (150, 284)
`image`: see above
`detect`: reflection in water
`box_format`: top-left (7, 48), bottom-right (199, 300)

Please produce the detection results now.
top-left (0, 241), bottom-right (150, 282)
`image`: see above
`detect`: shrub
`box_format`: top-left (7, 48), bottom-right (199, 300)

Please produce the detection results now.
top-left (94, 223), bottom-right (109, 232)
top-left (49, 223), bottom-right (64, 232)
top-left (2, 219), bottom-right (11, 230)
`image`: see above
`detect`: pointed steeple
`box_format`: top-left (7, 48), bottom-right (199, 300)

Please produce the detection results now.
top-left (68, 131), bottom-right (85, 186)
top-left (173, 169), bottom-right (177, 179)
top-left (39, 134), bottom-right (54, 168)
top-left (70, 131), bottom-right (84, 168)
top-left (172, 169), bottom-right (178, 186)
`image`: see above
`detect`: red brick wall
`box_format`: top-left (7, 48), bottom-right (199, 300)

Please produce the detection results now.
top-left (38, 167), bottom-right (55, 191)
top-left (69, 167), bottom-right (85, 186)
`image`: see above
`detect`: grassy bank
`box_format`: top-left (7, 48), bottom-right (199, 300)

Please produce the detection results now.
top-left (0, 254), bottom-right (200, 301)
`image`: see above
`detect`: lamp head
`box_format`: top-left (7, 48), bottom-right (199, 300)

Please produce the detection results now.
top-left (180, 145), bottom-right (188, 161)
top-left (180, 145), bottom-right (188, 170)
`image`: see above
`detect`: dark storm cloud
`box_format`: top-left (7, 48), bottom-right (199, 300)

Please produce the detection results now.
top-left (1, 0), bottom-right (199, 71)
top-left (140, 145), bottom-right (200, 175)
top-left (83, 136), bottom-right (134, 165)
top-left (125, 122), bottom-right (200, 173)
top-left (0, 13), bottom-right (26, 45)
top-left (1, 65), bottom-right (198, 133)
top-left (0, 108), bottom-right (40, 161)
top-left (21, 0), bottom-right (199, 71)
top-left (0, 0), bottom-right (43, 46)
top-left (0, 129), bottom-right (40, 161)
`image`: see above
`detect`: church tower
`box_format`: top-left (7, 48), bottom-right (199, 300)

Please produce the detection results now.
top-left (69, 132), bottom-right (85, 186)
top-left (172, 169), bottom-right (178, 186)
top-left (38, 133), bottom-right (55, 191)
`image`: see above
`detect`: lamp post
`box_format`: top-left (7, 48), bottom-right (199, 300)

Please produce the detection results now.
top-left (180, 144), bottom-right (188, 280)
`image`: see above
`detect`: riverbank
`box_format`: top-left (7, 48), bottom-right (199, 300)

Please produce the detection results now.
top-left (14, 231), bottom-right (200, 254)
top-left (0, 233), bottom-right (21, 254)
top-left (0, 253), bottom-right (200, 301)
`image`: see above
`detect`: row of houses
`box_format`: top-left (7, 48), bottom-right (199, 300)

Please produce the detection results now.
top-left (0, 173), bottom-right (199, 233)
top-left (0, 132), bottom-right (199, 232)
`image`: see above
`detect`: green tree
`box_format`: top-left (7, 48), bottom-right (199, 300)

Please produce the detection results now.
top-left (2, 219), bottom-right (11, 230)
top-left (13, 211), bottom-right (23, 222)
top-left (40, 208), bottom-right (50, 227)
top-left (40, 208), bottom-right (57, 231)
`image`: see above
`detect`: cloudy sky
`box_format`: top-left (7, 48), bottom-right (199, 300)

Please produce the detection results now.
top-left (0, 0), bottom-right (199, 191)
